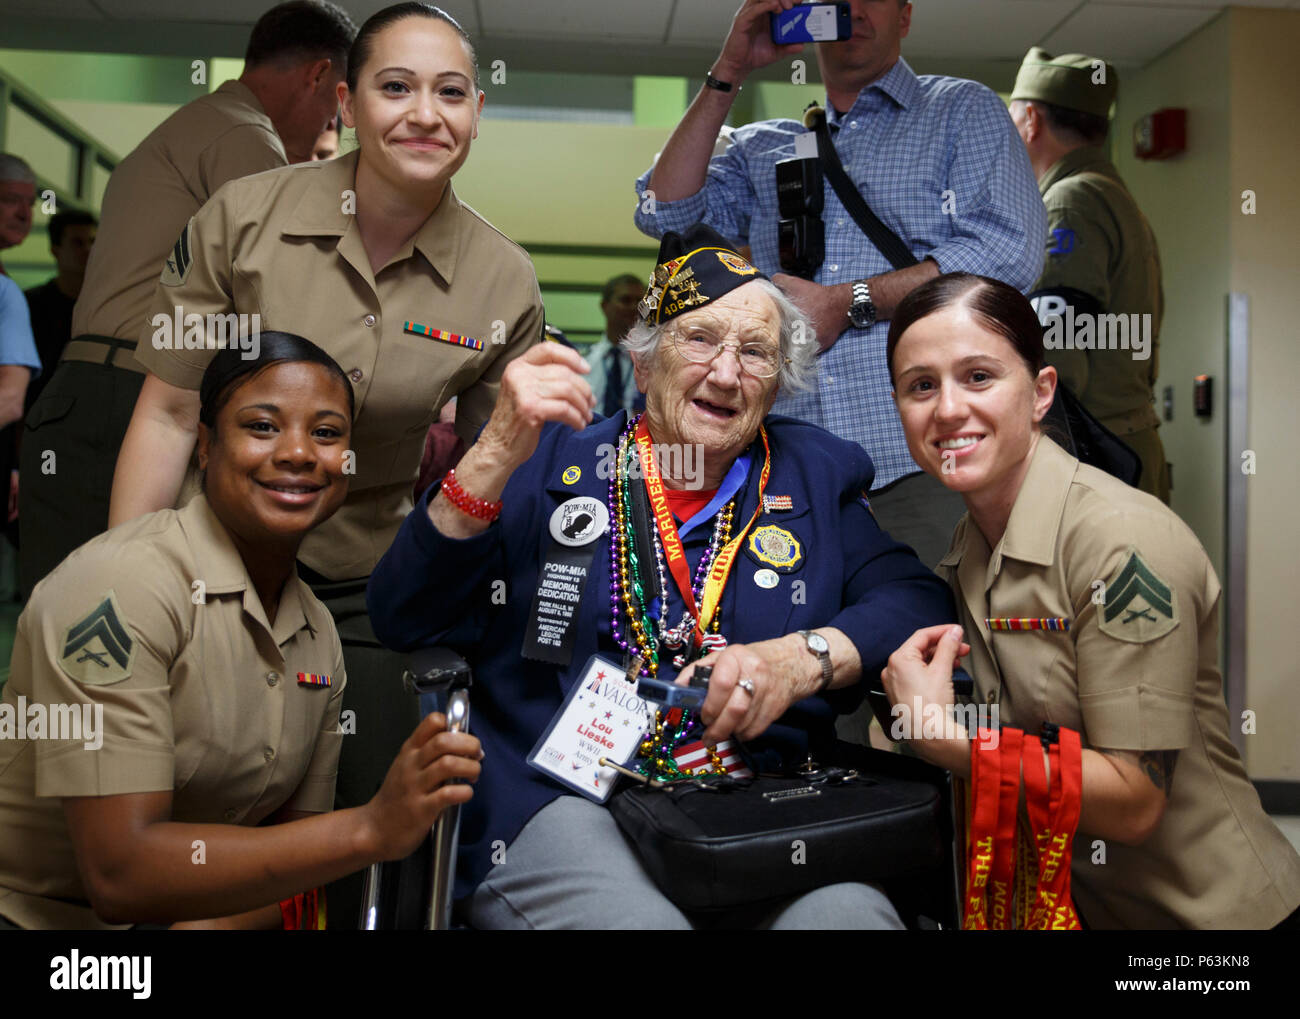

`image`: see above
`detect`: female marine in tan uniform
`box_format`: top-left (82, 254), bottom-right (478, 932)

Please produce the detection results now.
top-left (879, 273), bottom-right (1300, 929)
top-left (0, 333), bottom-right (479, 929)
top-left (107, 4), bottom-right (547, 904)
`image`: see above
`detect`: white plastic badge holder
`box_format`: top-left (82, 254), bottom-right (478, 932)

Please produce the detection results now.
top-left (527, 655), bottom-right (653, 803)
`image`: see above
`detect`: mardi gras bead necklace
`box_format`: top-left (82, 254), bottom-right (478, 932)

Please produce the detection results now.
top-left (608, 415), bottom-right (734, 678)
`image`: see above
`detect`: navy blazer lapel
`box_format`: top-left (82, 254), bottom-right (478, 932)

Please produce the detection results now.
top-left (726, 427), bottom-right (813, 641)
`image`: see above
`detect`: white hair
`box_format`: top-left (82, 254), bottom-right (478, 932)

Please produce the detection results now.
top-left (621, 278), bottom-right (816, 392)
top-left (0, 153), bottom-right (35, 184)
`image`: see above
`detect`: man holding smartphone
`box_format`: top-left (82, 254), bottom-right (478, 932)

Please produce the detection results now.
top-left (634, 0), bottom-right (1044, 571)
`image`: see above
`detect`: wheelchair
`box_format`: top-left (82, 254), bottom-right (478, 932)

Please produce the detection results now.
top-left (361, 650), bottom-right (961, 930)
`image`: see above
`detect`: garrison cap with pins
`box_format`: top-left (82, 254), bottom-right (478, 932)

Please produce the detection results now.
top-left (638, 223), bottom-right (766, 326)
top-left (1010, 46), bottom-right (1118, 118)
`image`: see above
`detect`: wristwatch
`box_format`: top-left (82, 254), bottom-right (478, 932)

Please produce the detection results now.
top-left (848, 279), bottom-right (876, 329)
top-left (798, 630), bottom-right (833, 692)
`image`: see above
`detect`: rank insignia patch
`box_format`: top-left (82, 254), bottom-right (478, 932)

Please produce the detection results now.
top-left (59, 591), bottom-right (136, 686)
top-left (745, 525), bottom-right (804, 573)
top-left (1098, 548), bottom-right (1178, 643)
top-left (160, 220), bottom-right (194, 287)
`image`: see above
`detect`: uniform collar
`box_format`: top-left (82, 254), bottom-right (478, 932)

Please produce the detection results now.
top-left (829, 57), bottom-right (919, 122)
top-left (939, 436), bottom-right (1077, 577)
top-left (1039, 144), bottom-right (1117, 196)
top-left (215, 79), bottom-right (265, 116)
top-left (279, 148), bottom-right (465, 284)
top-left (177, 494), bottom-right (313, 646)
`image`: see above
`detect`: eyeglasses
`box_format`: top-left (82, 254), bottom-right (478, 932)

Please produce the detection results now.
top-left (670, 332), bottom-right (789, 379)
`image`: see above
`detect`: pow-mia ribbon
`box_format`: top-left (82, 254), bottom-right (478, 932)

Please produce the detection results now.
top-left (522, 497), bottom-right (610, 666)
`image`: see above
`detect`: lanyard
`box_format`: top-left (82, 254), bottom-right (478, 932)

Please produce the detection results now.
top-left (1021, 728), bottom-right (1083, 930)
top-left (988, 727), bottom-right (1023, 930)
top-left (962, 725), bottom-right (1002, 931)
top-left (634, 418), bottom-right (771, 649)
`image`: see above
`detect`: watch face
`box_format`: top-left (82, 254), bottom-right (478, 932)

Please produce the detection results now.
top-left (808, 633), bottom-right (830, 654)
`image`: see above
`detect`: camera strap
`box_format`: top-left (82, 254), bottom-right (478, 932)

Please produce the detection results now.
top-left (805, 104), bottom-right (919, 272)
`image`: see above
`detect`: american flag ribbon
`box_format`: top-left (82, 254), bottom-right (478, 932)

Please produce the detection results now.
top-left (985, 618), bottom-right (1071, 632)
top-left (673, 738), bottom-right (753, 778)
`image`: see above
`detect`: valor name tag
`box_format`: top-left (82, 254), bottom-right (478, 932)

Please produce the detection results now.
top-left (527, 655), bottom-right (653, 803)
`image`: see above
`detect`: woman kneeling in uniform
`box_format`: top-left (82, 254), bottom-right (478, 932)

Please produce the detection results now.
top-left (368, 225), bottom-right (960, 929)
top-left (880, 273), bottom-right (1300, 929)
top-left (0, 333), bottom-right (480, 929)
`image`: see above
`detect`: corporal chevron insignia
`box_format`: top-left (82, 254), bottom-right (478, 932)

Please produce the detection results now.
top-left (160, 219), bottom-right (194, 287)
top-left (1098, 548), bottom-right (1179, 643)
top-left (59, 591), bottom-right (136, 685)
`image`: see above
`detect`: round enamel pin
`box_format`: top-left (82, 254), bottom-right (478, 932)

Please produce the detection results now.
top-left (754, 569), bottom-right (780, 589)
top-left (561, 466), bottom-right (581, 485)
top-left (549, 497), bottom-right (609, 547)
top-left (745, 524), bottom-right (804, 573)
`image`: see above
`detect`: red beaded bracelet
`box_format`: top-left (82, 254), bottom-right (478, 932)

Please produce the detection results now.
top-left (441, 467), bottom-right (503, 522)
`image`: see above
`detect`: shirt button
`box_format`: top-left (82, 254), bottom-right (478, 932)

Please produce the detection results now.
top-left (836, 219), bottom-right (844, 227)
top-left (223, 808), bottom-right (237, 822)
top-left (264, 746), bottom-right (276, 763)
top-left (829, 263), bottom-right (839, 272)
top-left (826, 376), bottom-right (835, 385)
top-left (849, 120), bottom-right (858, 129)
top-left (266, 671), bottom-right (279, 687)
top-left (349, 368), bottom-right (363, 383)
top-left (363, 314), bottom-right (376, 327)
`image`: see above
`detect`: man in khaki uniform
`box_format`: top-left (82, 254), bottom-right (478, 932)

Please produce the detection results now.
top-left (0, 493), bottom-right (345, 929)
top-left (938, 435), bottom-right (1300, 928)
top-left (1010, 48), bottom-right (1169, 503)
top-left (19, 0), bottom-right (356, 593)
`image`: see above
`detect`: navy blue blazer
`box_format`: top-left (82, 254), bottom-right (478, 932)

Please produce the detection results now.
top-left (367, 413), bottom-right (958, 897)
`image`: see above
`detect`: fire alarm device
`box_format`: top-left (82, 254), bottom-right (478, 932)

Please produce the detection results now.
top-left (1134, 108), bottom-right (1186, 160)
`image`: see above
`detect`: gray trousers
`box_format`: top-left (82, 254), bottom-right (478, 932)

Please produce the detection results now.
top-left (467, 795), bottom-right (905, 930)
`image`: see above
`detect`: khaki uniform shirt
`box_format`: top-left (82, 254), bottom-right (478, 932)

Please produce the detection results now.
top-left (0, 495), bottom-right (345, 929)
top-left (134, 150), bottom-right (544, 579)
top-left (72, 80), bottom-right (285, 350)
top-left (939, 436), bottom-right (1300, 929)
top-left (1033, 146), bottom-right (1164, 434)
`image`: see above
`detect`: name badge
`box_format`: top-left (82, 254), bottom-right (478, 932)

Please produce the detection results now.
top-left (527, 655), bottom-right (652, 803)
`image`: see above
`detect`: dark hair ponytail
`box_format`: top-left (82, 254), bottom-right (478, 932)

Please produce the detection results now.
top-left (886, 272), bottom-right (1045, 384)
top-left (199, 331), bottom-right (354, 430)
top-left (345, 2), bottom-right (478, 93)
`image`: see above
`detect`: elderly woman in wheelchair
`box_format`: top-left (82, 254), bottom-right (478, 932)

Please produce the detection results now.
top-left (369, 225), bottom-right (961, 930)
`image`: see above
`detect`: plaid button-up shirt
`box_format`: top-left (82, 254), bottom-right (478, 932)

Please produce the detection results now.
top-left (634, 58), bottom-right (1046, 489)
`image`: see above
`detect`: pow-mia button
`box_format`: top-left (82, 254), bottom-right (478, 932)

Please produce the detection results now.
top-left (745, 524), bottom-right (804, 574)
top-left (59, 590), bottom-right (136, 685)
top-left (549, 497), bottom-right (609, 547)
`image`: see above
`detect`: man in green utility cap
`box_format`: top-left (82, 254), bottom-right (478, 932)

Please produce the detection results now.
top-left (1011, 47), bottom-right (1169, 503)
